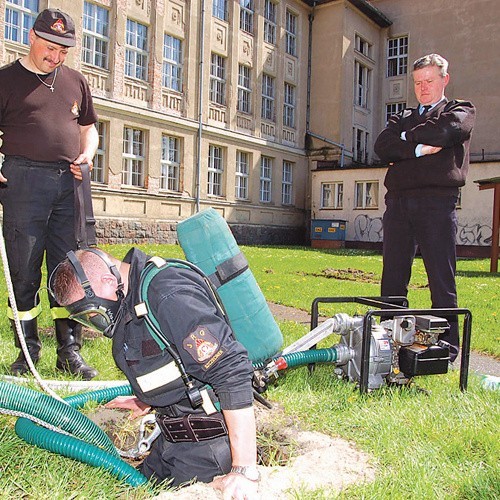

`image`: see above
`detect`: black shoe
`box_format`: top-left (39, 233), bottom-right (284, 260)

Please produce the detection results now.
top-left (56, 355), bottom-right (98, 380)
top-left (55, 318), bottom-right (98, 380)
top-left (10, 351), bottom-right (40, 376)
top-left (10, 318), bottom-right (41, 376)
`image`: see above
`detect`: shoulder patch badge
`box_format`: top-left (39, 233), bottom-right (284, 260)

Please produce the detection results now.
top-left (183, 326), bottom-right (224, 368)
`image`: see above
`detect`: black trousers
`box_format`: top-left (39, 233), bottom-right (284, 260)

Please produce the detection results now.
top-left (0, 156), bottom-right (76, 314)
top-left (139, 432), bottom-right (232, 486)
top-left (381, 195), bottom-right (460, 361)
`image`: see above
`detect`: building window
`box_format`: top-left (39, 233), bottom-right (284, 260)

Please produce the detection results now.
top-left (235, 151), bottom-right (249, 200)
top-left (208, 145), bottom-right (224, 196)
top-left (355, 61), bottom-right (371, 108)
top-left (213, 0), bottom-right (227, 21)
top-left (237, 65), bottom-right (251, 114)
top-left (355, 181), bottom-right (379, 209)
top-left (210, 53), bottom-right (226, 105)
top-left (353, 127), bottom-right (369, 164)
top-left (285, 9), bottom-right (297, 56)
top-left (261, 74), bottom-right (275, 121)
top-left (163, 34), bottom-right (182, 91)
top-left (264, 0), bottom-right (276, 45)
top-left (92, 121), bottom-right (107, 183)
top-left (387, 36), bottom-right (408, 77)
top-left (385, 102), bottom-right (406, 124)
top-left (240, 0), bottom-right (253, 34)
top-left (355, 34), bottom-right (372, 58)
top-left (283, 83), bottom-right (296, 128)
top-left (260, 156), bottom-right (273, 203)
top-left (161, 135), bottom-right (180, 191)
top-left (122, 127), bottom-right (145, 187)
top-left (282, 161), bottom-right (293, 205)
top-left (82, 1), bottom-right (109, 69)
top-left (125, 19), bottom-right (148, 81)
top-left (4, 0), bottom-right (38, 45)
top-left (321, 182), bottom-right (343, 209)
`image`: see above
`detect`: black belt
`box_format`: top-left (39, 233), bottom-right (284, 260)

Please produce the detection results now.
top-left (4, 156), bottom-right (70, 170)
top-left (156, 413), bottom-right (228, 443)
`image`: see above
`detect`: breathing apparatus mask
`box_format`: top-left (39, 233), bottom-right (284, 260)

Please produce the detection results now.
top-left (49, 249), bottom-right (124, 338)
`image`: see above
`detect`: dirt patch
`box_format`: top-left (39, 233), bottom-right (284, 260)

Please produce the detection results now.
top-left (89, 401), bottom-right (375, 499)
top-left (310, 267), bottom-right (379, 284)
top-left (303, 268), bottom-right (429, 289)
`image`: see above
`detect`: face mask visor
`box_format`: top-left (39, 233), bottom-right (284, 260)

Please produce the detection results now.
top-left (66, 297), bottom-right (121, 338)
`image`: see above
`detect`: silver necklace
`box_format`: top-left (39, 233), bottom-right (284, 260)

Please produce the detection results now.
top-left (35, 67), bottom-right (58, 92)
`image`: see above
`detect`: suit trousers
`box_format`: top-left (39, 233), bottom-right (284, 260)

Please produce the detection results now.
top-left (381, 195), bottom-right (460, 361)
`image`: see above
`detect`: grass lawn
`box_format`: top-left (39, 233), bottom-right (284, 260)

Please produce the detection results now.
top-left (0, 244), bottom-right (498, 499)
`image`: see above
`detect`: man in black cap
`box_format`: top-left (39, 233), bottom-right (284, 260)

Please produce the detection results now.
top-left (0, 9), bottom-right (99, 379)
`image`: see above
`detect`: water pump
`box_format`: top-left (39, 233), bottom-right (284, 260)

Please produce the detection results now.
top-left (254, 296), bottom-right (472, 392)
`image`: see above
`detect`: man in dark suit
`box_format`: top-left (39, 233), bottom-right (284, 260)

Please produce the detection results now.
top-left (374, 53), bottom-right (476, 363)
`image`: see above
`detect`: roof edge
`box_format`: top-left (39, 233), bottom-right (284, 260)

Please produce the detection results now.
top-left (347, 0), bottom-right (392, 27)
top-left (301, 0), bottom-right (392, 28)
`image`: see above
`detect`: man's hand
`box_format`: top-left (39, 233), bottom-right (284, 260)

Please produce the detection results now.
top-left (211, 472), bottom-right (259, 500)
top-left (70, 154), bottom-right (93, 181)
top-left (0, 171), bottom-right (7, 183)
top-left (104, 396), bottom-right (151, 419)
top-left (421, 144), bottom-right (442, 156)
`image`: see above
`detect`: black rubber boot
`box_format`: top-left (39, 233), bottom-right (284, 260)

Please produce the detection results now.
top-left (55, 319), bottom-right (98, 380)
top-left (10, 318), bottom-right (41, 376)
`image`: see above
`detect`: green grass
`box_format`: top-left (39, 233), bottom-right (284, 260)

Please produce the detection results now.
top-left (0, 244), bottom-right (498, 498)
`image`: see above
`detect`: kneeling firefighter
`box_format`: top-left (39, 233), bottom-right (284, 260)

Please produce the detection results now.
top-left (50, 247), bottom-right (260, 497)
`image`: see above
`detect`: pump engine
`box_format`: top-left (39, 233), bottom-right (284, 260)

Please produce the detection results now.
top-left (333, 313), bottom-right (451, 389)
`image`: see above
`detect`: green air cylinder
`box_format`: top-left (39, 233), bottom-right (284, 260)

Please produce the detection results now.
top-left (177, 208), bottom-right (283, 363)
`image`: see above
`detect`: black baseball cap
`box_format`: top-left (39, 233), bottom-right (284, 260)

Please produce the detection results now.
top-left (33, 9), bottom-right (76, 47)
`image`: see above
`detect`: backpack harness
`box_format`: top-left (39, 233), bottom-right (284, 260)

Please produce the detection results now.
top-left (134, 256), bottom-right (225, 415)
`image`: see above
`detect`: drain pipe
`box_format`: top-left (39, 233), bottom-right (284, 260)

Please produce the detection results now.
top-left (306, 2), bottom-right (316, 132)
top-left (195, 0), bottom-right (206, 213)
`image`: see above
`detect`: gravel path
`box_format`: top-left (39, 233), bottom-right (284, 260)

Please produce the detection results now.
top-left (268, 302), bottom-right (500, 377)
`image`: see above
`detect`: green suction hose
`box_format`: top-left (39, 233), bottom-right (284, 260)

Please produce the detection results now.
top-left (252, 347), bottom-right (339, 370)
top-left (279, 348), bottom-right (338, 368)
top-left (64, 384), bottom-right (134, 409)
top-left (15, 416), bottom-right (147, 487)
top-left (1, 381), bottom-right (148, 487)
top-left (0, 381), bottom-right (117, 455)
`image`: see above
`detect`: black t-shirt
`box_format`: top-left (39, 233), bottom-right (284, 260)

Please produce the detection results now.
top-left (0, 60), bottom-right (98, 162)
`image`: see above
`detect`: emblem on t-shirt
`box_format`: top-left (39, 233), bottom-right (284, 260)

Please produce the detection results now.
top-left (71, 101), bottom-right (80, 117)
top-left (183, 326), bottom-right (222, 365)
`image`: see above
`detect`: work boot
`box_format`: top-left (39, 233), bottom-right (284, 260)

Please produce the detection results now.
top-left (10, 318), bottom-right (41, 376)
top-left (55, 318), bottom-right (98, 380)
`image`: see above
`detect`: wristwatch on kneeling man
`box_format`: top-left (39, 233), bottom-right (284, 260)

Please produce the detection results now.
top-left (230, 465), bottom-right (260, 482)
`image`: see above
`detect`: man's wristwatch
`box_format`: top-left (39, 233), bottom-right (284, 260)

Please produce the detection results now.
top-left (230, 465), bottom-right (260, 482)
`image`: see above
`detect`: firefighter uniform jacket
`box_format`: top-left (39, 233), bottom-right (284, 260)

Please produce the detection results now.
top-left (112, 248), bottom-right (254, 413)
